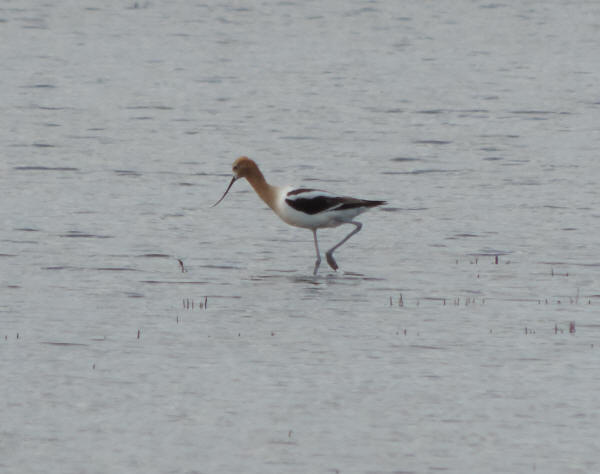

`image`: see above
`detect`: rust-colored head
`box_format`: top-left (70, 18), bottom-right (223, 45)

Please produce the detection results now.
top-left (231, 156), bottom-right (260, 179)
top-left (212, 156), bottom-right (262, 207)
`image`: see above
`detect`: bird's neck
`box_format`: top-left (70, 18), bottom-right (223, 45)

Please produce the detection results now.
top-left (246, 170), bottom-right (278, 210)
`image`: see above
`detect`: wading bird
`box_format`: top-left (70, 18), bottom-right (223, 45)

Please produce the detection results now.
top-left (213, 157), bottom-right (385, 275)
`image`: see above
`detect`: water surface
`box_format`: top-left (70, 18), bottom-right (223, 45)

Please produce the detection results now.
top-left (2, 1), bottom-right (600, 473)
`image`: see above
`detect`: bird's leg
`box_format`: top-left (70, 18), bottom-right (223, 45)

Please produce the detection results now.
top-left (312, 229), bottom-right (321, 276)
top-left (325, 222), bottom-right (362, 271)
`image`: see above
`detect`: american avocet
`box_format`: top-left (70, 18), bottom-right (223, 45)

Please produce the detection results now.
top-left (213, 156), bottom-right (386, 275)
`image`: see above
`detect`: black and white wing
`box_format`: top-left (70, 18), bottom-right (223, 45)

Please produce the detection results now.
top-left (285, 188), bottom-right (385, 215)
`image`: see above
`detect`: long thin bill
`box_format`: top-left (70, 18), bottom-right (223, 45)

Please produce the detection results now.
top-left (211, 176), bottom-right (237, 207)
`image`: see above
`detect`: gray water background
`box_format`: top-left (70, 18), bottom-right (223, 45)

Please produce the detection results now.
top-left (2, 1), bottom-right (600, 473)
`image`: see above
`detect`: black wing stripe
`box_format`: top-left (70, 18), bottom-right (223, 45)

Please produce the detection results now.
top-left (285, 196), bottom-right (346, 215)
top-left (286, 188), bottom-right (318, 196)
top-left (337, 199), bottom-right (386, 210)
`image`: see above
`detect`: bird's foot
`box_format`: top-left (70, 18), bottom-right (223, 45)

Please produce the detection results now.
top-left (326, 252), bottom-right (338, 271)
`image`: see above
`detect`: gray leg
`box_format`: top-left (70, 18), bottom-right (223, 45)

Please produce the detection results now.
top-left (312, 229), bottom-right (321, 275)
top-left (326, 222), bottom-right (362, 271)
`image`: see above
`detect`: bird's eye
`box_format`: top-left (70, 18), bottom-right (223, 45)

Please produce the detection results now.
top-left (233, 165), bottom-right (238, 171)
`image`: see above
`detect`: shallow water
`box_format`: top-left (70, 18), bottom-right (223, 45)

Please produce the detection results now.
top-left (2, 1), bottom-right (600, 473)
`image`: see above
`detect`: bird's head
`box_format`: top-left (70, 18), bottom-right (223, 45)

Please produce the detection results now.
top-left (212, 156), bottom-right (259, 207)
